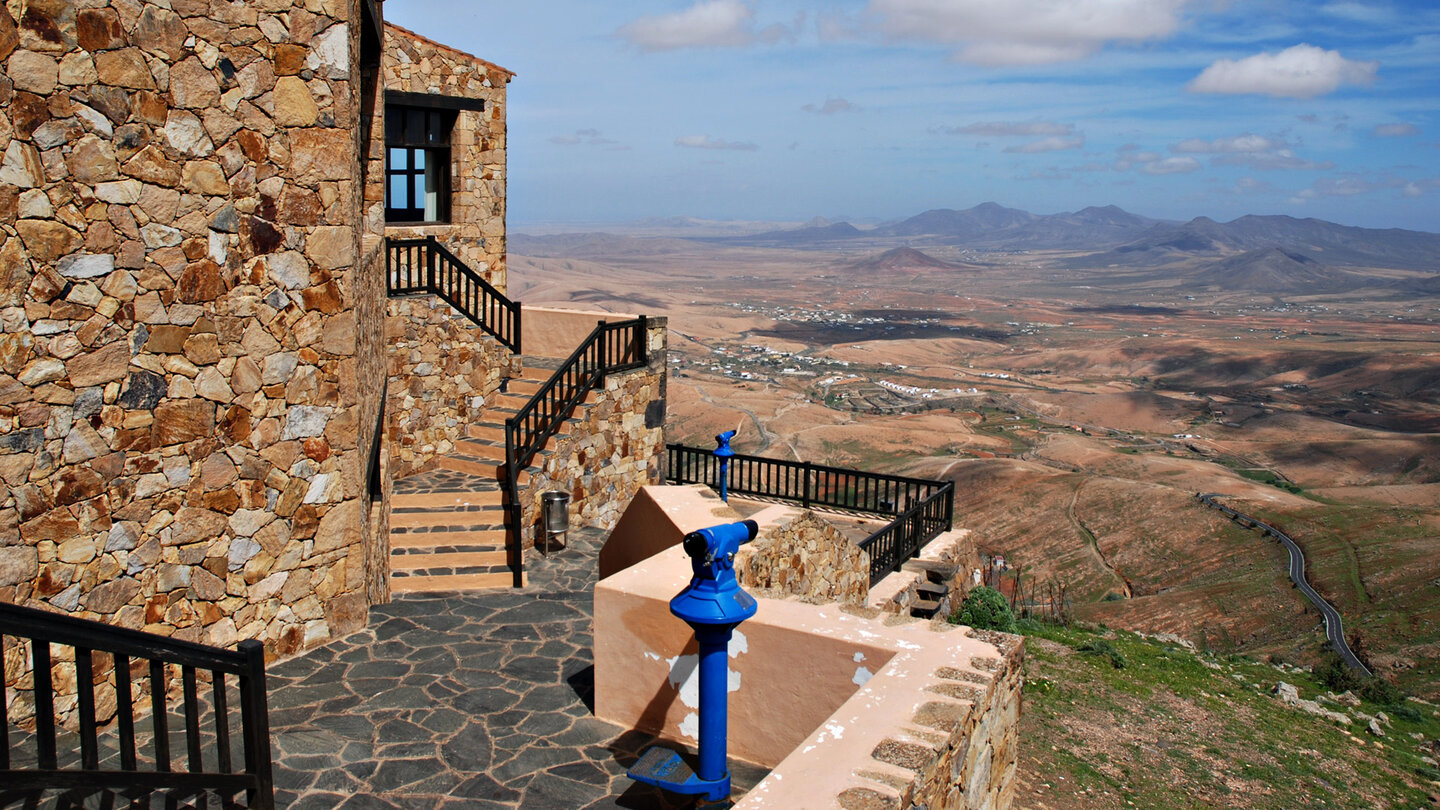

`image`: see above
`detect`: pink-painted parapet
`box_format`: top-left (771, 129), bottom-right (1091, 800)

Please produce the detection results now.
top-left (595, 542), bottom-right (1023, 808)
top-left (599, 485), bottom-right (740, 580)
top-left (522, 305), bottom-right (641, 358)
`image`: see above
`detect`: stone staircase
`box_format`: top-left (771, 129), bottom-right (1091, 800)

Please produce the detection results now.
top-left (388, 363), bottom-right (592, 594)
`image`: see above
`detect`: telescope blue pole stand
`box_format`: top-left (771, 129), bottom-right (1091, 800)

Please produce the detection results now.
top-left (627, 520), bottom-right (759, 808)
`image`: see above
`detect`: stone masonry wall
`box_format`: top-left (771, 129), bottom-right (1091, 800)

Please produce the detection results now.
top-left (520, 318), bottom-right (667, 544)
top-left (0, 0), bottom-right (384, 724)
top-left (381, 23), bottom-right (508, 290)
top-left (384, 294), bottom-right (509, 479)
top-left (836, 631), bottom-right (1023, 810)
top-left (737, 510), bottom-right (870, 606)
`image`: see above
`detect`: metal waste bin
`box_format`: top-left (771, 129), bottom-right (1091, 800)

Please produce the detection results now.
top-left (541, 491), bottom-right (571, 551)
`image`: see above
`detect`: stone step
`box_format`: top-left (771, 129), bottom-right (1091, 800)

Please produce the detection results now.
top-left (455, 438), bottom-right (507, 462)
top-left (390, 528), bottom-right (506, 549)
top-left (389, 571), bottom-right (522, 594)
top-left (910, 598), bottom-right (942, 619)
top-left (392, 489), bottom-right (504, 509)
top-left (437, 455), bottom-right (533, 485)
top-left (390, 550), bottom-right (508, 572)
top-left (389, 505), bottom-right (505, 529)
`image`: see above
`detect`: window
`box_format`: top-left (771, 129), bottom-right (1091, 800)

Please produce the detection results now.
top-left (385, 106), bottom-right (456, 222)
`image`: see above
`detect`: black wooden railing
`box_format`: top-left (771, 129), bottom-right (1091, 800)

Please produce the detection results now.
top-left (1, 601), bottom-right (274, 808)
top-left (503, 318), bottom-right (649, 585)
top-left (666, 444), bottom-right (954, 585)
top-left (386, 236), bottom-right (522, 353)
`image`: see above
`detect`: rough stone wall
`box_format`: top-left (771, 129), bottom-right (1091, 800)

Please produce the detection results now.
top-left (381, 23), bottom-right (508, 290)
top-left (0, 0), bottom-right (384, 722)
top-left (521, 318), bottom-right (667, 543)
top-left (384, 294), bottom-right (508, 478)
top-left (836, 632), bottom-right (1024, 810)
top-left (737, 510), bottom-right (870, 605)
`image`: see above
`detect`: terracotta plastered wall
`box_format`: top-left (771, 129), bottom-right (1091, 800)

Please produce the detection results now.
top-left (381, 23), bottom-right (508, 291)
top-left (0, 0), bottom-right (383, 725)
top-left (519, 318), bottom-right (668, 543)
top-left (383, 294), bottom-right (509, 478)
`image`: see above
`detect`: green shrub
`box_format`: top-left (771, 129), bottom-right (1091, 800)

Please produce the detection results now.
top-left (1315, 653), bottom-right (1362, 693)
top-left (1385, 703), bottom-right (1422, 723)
top-left (949, 586), bottom-right (1016, 632)
top-left (1103, 592), bottom-right (1125, 602)
top-left (1358, 676), bottom-right (1404, 706)
top-left (1077, 638), bottom-right (1128, 669)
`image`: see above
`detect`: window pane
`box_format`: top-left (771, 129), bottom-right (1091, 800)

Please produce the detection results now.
top-left (389, 175), bottom-right (408, 209)
top-left (389, 147), bottom-right (407, 170)
top-left (407, 109), bottom-right (424, 143)
top-left (413, 149), bottom-right (425, 170)
top-left (428, 111), bottom-right (443, 143)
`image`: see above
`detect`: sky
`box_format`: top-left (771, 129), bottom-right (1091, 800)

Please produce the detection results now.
top-left (386, 1), bottom-right (1440, 233)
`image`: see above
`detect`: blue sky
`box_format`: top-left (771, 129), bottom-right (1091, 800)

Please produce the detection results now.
top-left (387, 1), bottom-right (1440, 232)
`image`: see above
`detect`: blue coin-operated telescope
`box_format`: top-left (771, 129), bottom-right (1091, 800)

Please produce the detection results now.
top-left (714, 430), bottom-right (736, 503)
top-left (627, 519), bottom-right (760, 807)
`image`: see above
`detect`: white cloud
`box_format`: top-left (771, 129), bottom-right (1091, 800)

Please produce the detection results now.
top-left (1372, 123), bottom-right (1420, 137)
top-left (803, 97), bottom-right (860, 115)
top-left (676, 135), bottom-right (759, 151)
top-left (1188, 44), bottom-right (1378, 99)
top-left (1289, 173), bottom-right (1420, 202)
top-left (868, 0), bottom-right (1189, 65)
top-left (1004, 136), bottom-right (1085, 153)
top-left (550, 129), bottom-right (620, 148)
top-left (945, 121), bottom-right (1074, 137)
top-left (1139, 157), bottom-right (1201, 175)
top-left (1169, 133), bottom-right (1332, 171)
top-left (1171, 134), bottom-right (1286, 154)
top-left (619, 1), bottom-right (755, 51)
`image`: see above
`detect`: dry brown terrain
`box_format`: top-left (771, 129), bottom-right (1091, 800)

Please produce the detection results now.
top-left (511, 238), bottom-right (1440, 694)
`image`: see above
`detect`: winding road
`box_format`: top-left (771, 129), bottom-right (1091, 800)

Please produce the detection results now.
top-left (1196, 493), bottom-right (1372, 675)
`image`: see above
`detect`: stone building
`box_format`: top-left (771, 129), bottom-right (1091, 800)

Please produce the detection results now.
top-left (0, 0), bottom-right (666, 700)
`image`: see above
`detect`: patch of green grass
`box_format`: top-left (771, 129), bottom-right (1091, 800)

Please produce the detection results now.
top-left (1016, 621), bottom-right (1440, 809)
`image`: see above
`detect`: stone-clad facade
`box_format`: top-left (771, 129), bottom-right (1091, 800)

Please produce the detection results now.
top-left (0, 0), bottom-right (384, 675)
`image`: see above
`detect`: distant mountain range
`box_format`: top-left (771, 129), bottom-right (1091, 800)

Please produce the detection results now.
top-left (513, 202), bottom-right (1440, 295)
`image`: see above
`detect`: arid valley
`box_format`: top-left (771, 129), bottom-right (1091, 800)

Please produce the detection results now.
top-left (507, 205), bottom-right (1440, 804)
top-left (512, 208), bottom-right (1440, 805)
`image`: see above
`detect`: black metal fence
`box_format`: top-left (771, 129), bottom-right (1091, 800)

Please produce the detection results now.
top-left (503, 318), bottom-right (649, 586)
top-left (386, 236), bottom-right (522, 353)
top-left (665, 444), bottom-right (954, 585)
top-left (1, 601), bottom-right (274, 808)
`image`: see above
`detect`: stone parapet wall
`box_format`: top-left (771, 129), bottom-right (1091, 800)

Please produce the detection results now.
top-left (382, 24), bottom-right (508, 292)
top-left (736, 507), bottom-right (870, 606)
top-left (519, 318), bottom-right (667, 543)
top-left (383, 295), bottom-right (509, 479)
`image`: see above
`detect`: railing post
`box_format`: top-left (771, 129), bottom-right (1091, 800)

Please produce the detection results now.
top-left (513, 301), bottom-right (523, 355)
top-left (425, 235), bottom-right (437, 293)
top-left (637, 314), bottom-right (648, 365)
top-left (238, 639), bottom-right (275, 810)
top-left (595, 320), bottom-right (608, 385)
top-left (802, 461), bottom-right (813, 509)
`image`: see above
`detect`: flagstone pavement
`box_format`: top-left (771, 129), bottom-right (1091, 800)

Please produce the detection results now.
top-left (268, 526), bottom-right (769, 809)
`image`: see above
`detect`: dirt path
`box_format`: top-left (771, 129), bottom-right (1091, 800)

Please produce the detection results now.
top-left (1068, 480), bottom-right (1134, 599)
top-left (691, 382), bottom-right (776, 452)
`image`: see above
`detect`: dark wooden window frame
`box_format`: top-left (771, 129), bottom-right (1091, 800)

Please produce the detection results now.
top-left (383, 92), bottom-right (485, 225)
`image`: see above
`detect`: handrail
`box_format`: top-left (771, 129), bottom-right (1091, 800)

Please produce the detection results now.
top-left (502, 317), bottom-right (648, 586)
top-left (0, 601), bottom-right (275, 808)
top-left (386, 236), bottom-right (522, 353)
top-left (665, 444), bottom-right (954, 585)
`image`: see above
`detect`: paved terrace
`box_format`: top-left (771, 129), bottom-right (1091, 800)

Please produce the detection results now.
top-left (270, 471), bottom-right (767, 809)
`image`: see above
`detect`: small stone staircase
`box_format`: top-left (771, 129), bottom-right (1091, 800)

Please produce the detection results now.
top-left (388, 362), bottom-right (592, 594)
